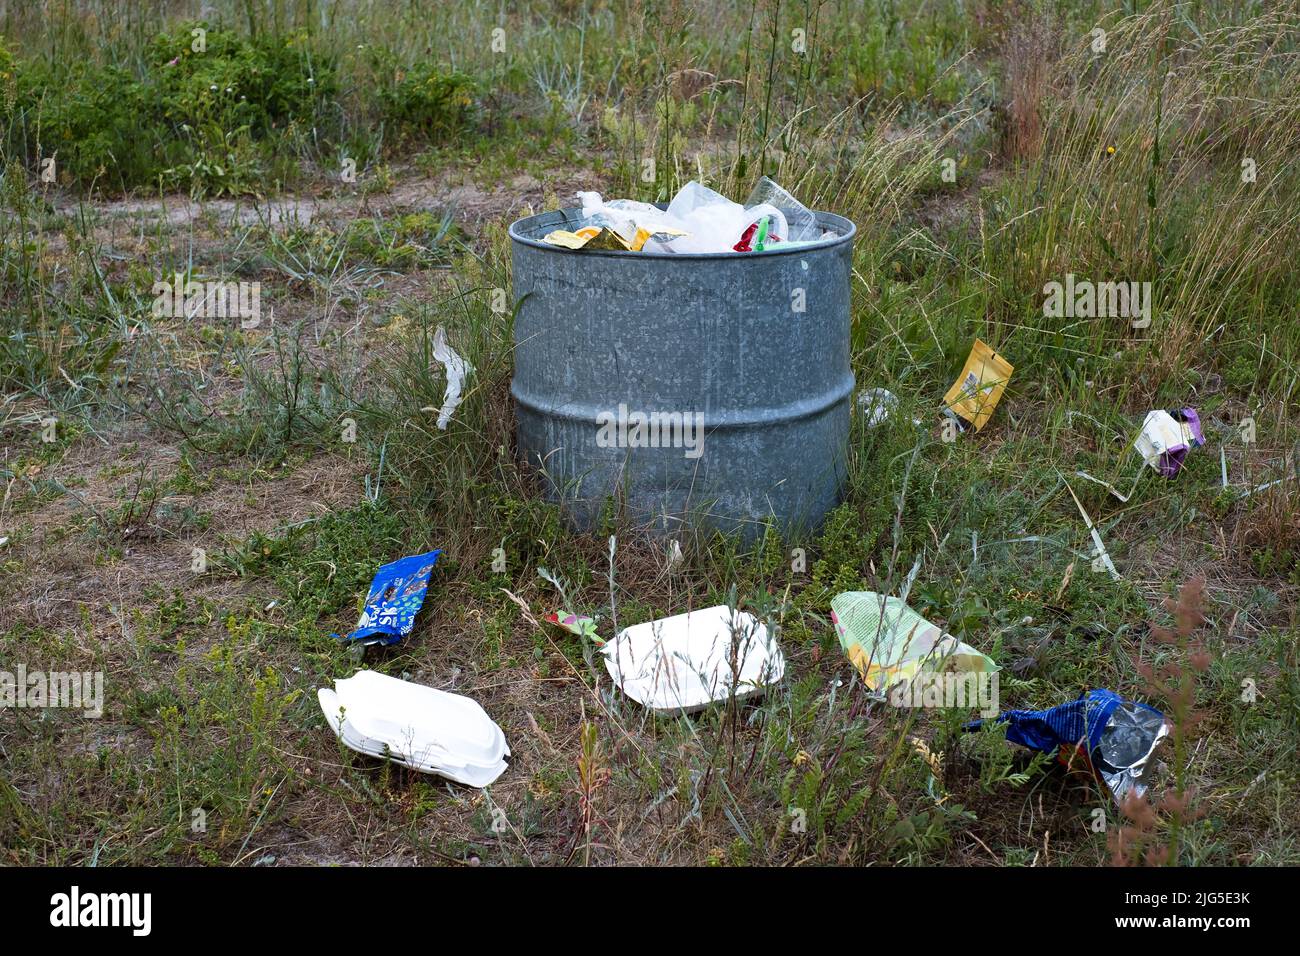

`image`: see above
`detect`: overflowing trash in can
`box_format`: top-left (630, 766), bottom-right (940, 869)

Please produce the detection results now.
top-left (541, 177), bottom-right (833, 255)
top-left (511, 177), bottom-right (855, 539)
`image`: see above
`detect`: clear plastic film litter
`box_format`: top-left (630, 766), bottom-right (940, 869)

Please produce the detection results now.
top-left (662, 181), bottom-right (787, 254)
top-left (856, 387), bottom-right (899, 428)
top-left (432, 326), bottom-right (470, 431)
top-left (745, 176), bottom-right (821, 241)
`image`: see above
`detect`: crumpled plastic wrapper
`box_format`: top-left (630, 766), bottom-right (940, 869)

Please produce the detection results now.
top-left (1096, 700), bottom-right (1170, 802)
top-left (856, 387), bottom-right (899, 428)
top-left (831, 591), bottom-right (997, 694)
top-left (341, 550), bottom-right (442, 647)
top-left (977, 689), bottom-right (1169, 804)
top-left (432, 325), bottom-right (471, 431)
top-left (941, 339), bottom-right (1014, 432)
top-left (1134, 408), bottom-right (1204, 477)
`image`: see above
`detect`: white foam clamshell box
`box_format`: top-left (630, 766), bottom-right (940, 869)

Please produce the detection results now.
top-left (318, 670), bottom-right (509, 787)
top-left (602, 605), bottom-right (785, 714)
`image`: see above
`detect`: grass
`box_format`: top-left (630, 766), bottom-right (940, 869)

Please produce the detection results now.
top-left (1, 0), bottom-right (1298, 866)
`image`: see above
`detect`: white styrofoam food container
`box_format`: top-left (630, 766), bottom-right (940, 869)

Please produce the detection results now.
top-left (319, 670), bottom-right (509, 787)
top-left (602, 605), bottom-right (785, 713)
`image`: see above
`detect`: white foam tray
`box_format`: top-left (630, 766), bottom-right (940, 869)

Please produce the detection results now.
top-left (319, 670), bottom-right (509, 787)
top-left (602, 605), bottom-right (785, 714)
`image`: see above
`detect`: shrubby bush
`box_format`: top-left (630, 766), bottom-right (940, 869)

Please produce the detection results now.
top-left (0, 25), bottom-right (475, 194)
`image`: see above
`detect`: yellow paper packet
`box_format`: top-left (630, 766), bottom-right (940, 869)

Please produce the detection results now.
top-left (942, 339), bottom-right (1013, 432)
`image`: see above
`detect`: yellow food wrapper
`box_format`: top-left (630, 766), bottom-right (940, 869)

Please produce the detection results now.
top-left (585, 229), bottom-right (635, 250)
top-left (540, 225), bottom-right (688, 252)
top-left (540, 226), bottom-right (605, 249)
top-left (942, 339), bottom-right (1014, 432)
top-left (628, 225), bottom-right (688, 251)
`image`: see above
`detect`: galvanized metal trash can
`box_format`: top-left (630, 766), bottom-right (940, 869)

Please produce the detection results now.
top-left (509, 206), bottom-right (856, 541)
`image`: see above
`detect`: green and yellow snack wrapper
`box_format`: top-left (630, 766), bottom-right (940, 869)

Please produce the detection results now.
top-left (541, 226), bottom-right (608, 249)
top-left (541, 225), bottom-right (687, 252)
top-left (831, 591), bottom-right (996, 693)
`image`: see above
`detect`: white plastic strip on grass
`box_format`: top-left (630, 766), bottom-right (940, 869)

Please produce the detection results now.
top-left (1075, 468), bottom-right (1142, 503)
top-left (431, 326), bottom-right (471, 431)
top-left (1063, 474), bottom-right (1120, 580)
top-left (1239, 473), bottom-right (1295, 499)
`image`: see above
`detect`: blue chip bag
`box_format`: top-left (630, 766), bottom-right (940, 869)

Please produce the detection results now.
top-left (968, 689), bottom-right (1169, 801)
top-left (343, 550), bottom-right (442, 647)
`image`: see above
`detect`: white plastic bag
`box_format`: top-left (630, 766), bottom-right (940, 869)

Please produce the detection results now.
top-left (661, 181), bottom-right (788, 253)
top-left (576, 191), bottom-right (681, 244)
top-left (432, 325), bottom-right (470, 431)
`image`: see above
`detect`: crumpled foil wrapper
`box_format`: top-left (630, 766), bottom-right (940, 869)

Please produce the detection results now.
top-left (1096, 701), bottom-right (1170, 802)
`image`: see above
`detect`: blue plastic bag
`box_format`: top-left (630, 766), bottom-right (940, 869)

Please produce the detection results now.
top-left (342, 550), bottom-right (442, 647)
